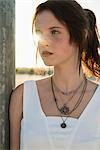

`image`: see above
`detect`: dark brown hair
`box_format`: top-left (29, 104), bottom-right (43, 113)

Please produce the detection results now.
top-left (32, 0), bottom-right (100, 77)
top-left (83, 9), bottom-right (100, 77)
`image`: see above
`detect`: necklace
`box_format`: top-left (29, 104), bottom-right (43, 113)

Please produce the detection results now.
top-left (51, 77), bottom-right (87, 128)
top-left (53, 78), bottom-right (84, 95)
top-left (53, 79), bottom-right (85, 115)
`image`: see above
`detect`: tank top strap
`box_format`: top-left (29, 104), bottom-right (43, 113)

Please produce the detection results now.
top-left (23, 80), bottom-right (41, 121)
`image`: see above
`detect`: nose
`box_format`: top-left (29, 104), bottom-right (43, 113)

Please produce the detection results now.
top-left (39, 35), bottom-right (50, 47)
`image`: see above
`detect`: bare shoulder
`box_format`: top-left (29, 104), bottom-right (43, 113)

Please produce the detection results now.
top-left (9, 83), bottom-right (24, 121)
top-left (10, 84), bottom-right (23, 100)
top-left (10, 84), bottom-right (23, 108)
top-left (36, 77), bottom-right (51, 87)
top-left (36, 77), bottom-right (51, 90)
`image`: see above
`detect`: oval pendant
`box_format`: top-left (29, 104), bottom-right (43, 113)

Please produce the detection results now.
top-left (61, 122), bottom-right (67, 128)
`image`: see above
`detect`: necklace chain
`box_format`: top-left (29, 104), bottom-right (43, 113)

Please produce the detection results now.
top-left (53, 78), bottom-right (85, 95)
top-left (53, 79), bottom-right (85, 113)
top-left (51, 77), bottom-right (87, 128)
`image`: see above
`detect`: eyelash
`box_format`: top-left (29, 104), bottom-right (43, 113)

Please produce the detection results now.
top-left (36, 31), bottom-right (42, 37)
top-left (35, 30), bottom-right (61, 38)
top-left (51, 30), bottom-right (60, 35)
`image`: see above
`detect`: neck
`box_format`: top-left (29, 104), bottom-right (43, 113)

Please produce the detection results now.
top-left (53, 64), bottom-right (85, 93)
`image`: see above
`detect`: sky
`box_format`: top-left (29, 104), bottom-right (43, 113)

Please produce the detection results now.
top-left (16, 0), bottom-right (100, 68)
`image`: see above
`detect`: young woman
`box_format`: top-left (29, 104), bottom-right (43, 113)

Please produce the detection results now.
top-left (9, 0), bottom-right (100, 150)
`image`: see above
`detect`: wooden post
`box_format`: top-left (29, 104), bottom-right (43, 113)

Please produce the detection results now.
top-left (0, 0), bottom-right (15, 149)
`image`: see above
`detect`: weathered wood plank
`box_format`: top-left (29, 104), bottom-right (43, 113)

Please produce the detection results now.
top-left (0, 0), bottom-right (15, 149)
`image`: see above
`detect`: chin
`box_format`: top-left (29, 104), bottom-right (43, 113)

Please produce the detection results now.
top-left (42, 60), bottom-right (53, 66)
top-left (44, 62), bottom-right (53, 66)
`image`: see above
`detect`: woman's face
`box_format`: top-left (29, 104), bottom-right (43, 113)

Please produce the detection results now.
top-left (35, 10), bottom-right (78, 67)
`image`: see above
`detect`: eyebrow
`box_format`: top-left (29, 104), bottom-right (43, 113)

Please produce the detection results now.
top-left (49, 26), bottom-right (62, 30)
top-left (36, 26), bottom-right (62, 31)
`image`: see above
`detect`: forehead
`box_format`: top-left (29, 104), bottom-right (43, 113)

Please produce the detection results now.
top-left (35, 10), bottom-right (64, 29)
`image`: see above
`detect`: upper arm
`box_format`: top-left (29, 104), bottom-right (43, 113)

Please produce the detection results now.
top-left (9, 84), bottom-right (23, 150)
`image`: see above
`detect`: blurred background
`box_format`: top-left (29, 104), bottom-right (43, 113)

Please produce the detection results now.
top-left (15, 0), bottom-right (100, 86)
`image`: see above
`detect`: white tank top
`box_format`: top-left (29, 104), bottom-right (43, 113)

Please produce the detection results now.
top-left (20, 80), bottom-right (100, 150)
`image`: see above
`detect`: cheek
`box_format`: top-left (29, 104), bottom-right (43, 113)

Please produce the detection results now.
top-left (53, 35), bottom-right (69, 46)
top-left (56, 41), bottom-right (75, 58)
top-left (53, 36), bottom-right (62, 43)
top-left (54, 37), bottom-right (69, 51)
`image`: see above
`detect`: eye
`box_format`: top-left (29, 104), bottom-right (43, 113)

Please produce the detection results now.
top-left (35, 30), bottom-right (43, 42)
top-left (51, 30), bottom-right (60, 35)
top-left (36, 30), bottom-right (42, 37)
top-left (34, 30), bottom-right (42, 44)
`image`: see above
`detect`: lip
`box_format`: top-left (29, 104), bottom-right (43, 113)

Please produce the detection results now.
top-left (41, 51), bottom-right (53, 57)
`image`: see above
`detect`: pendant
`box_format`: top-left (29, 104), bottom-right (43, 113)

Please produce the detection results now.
top-left (59, 104), bottom-right (69, 115)
top-left (61, 122), bottom-right (67, 128)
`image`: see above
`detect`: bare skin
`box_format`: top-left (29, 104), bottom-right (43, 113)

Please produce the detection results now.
top-left (9, 10), bottom-right (99, 149)
top-left (9, 84), bottom-right (23, 150)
